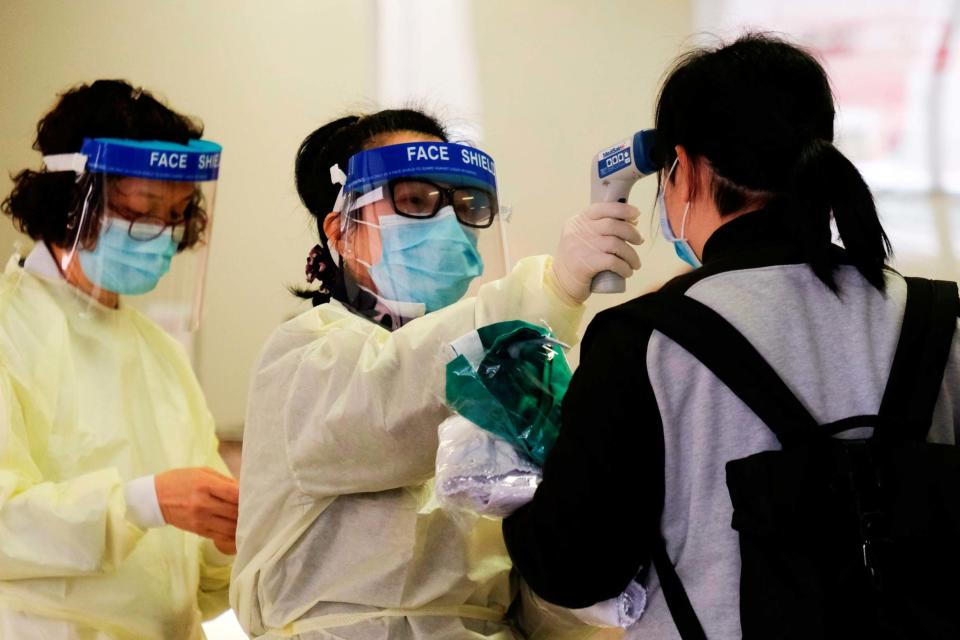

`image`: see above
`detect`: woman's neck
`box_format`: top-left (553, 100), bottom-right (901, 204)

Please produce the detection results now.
top-left (49, 244), bottom-right (119, 308)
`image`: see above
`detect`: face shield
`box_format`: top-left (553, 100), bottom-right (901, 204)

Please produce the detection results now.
top-left (42, 137), bottom-right (221, 331)
top-left (330, 142), bottom-right (507, 329)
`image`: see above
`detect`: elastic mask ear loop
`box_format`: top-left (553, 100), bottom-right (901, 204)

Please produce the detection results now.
top-left (666, 157), bottom-right (679, 181)
top-left (657, 158), bottom-right (679, 241)
top-left (678, 202), bottom-right (692, 240)
top-left (353, 218), bottom-right (381, 230)
top-left (666, 158), bottom-right (693, 241)
top-left (343, 186), bottom-right (387, 271)
top-left (344, 187), bottom-right (387, 237)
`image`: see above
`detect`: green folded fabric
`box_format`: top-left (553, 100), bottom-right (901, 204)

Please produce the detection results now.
top-left (446, 320), bottom-right (572, 466)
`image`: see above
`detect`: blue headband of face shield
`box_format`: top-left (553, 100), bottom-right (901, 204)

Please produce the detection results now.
top-left (342, 141), bottom-right (498, 197)
top-left (41, 138), bottom-right (223, 299)
top-left (44, 137), bottom-right (223, 182)
top-left (334, 142), bottom-right (498, 315)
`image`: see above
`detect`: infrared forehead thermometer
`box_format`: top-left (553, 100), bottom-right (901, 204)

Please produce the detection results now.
top-left (590, 129), bottom-right (657, 293)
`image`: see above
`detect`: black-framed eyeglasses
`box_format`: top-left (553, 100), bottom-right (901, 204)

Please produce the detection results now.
top-left (107, 214), bottom-right (187, 243)
top-left (388, 178), bottom-right (498, 228)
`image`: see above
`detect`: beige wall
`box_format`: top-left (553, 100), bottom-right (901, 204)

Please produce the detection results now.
top-left (0, 1), bottom-right (695, 438)
top-left (473, 0), bottom-right (694, 364)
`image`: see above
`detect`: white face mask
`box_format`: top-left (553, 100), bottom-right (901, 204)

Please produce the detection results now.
top-left (656, 158), bottom-right (702, 269)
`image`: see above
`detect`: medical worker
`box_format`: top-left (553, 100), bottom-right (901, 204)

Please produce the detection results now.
top-left (231, 109), bottom-right (643, 639)
top-left (503, 34), bottom-right (960, 639)
top-left (0, 80), bottom-right (237, 639)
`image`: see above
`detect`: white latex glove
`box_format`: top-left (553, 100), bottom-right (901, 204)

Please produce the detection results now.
top-left (552, 202), bottom-right (643, 304)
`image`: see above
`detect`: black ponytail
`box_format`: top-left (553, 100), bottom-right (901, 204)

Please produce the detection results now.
top-left (655, 33), bottom-right (892, 293)
top-left (291, 116), bottom-right (360, 306)
top-left (789, 139), bottom-right (891, 291)
top-left (291, 109), bottom-right (448, 306)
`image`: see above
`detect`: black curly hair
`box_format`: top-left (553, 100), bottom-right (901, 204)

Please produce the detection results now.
top-left (2, 79), bottom-right (206, 249)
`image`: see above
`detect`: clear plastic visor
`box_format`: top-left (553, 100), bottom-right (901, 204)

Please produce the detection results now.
top-left (49, 138), bottom-right (221, 332)
top-left (332, 180), bottom-right (507, 329)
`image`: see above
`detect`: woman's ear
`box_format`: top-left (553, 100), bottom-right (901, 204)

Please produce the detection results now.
top-left (322, 212), bottom-right (342, 253)
top-left (674, 145), bottom-right (697, 202)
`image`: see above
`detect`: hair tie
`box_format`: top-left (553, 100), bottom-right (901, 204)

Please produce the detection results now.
top-left (305, 244), bottom-right (329, 288)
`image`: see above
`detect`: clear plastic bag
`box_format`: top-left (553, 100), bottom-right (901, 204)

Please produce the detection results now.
top-left (445, 320), bottom-right (571, 466)
top-left (437, 321), bottom-right (647, 630)
top-left (567, 579), bottom-right (647, 629)
top-left (514, 578), bottom-right (647, 637)
top-left (435, 414), bottom-right (541, 518)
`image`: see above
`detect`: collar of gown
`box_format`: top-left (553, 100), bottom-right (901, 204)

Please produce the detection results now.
top-left (22, 243), bottom-right (64, 281)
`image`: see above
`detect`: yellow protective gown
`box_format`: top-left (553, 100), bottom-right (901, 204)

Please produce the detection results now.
top-left (232, 255), bottom-right (592, 639)
top-left (0, 251), bottom-right (232, 639)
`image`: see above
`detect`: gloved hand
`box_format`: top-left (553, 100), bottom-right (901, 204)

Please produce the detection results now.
top-left (155, 467), bottom-right (240, 555)
top-left (551, 202), bottom-right (643, 304)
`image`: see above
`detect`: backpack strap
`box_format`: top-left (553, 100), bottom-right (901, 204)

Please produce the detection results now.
top-left (650, 538), bottom-right (708, 640)
top-left (621, 291), bottom-right (819, 446)
top-left (619, 291), bottom-right (819, 640)
top-left (625, 280), bottom-right (958, 639)
top-left (879, 277), bottom-right (959, 440)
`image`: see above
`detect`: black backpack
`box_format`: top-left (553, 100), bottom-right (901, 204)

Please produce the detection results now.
top-left (628, 277), bottom-right (960, 640)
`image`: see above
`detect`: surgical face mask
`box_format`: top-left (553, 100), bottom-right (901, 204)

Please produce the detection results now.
top-left (365, 207), bottom-right (484, 312)
top-left (656, 159), bottom-right (702, 269)
top-left (78, 218), bottom-right (177, 295)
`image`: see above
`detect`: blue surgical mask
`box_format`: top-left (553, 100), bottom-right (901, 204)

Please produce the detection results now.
top-left (368, 208), bottom-right (484, 313)
top-left (656, 159), bottom-right (702, 269)
top-left (78, 219), bottom-right (177, 295)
